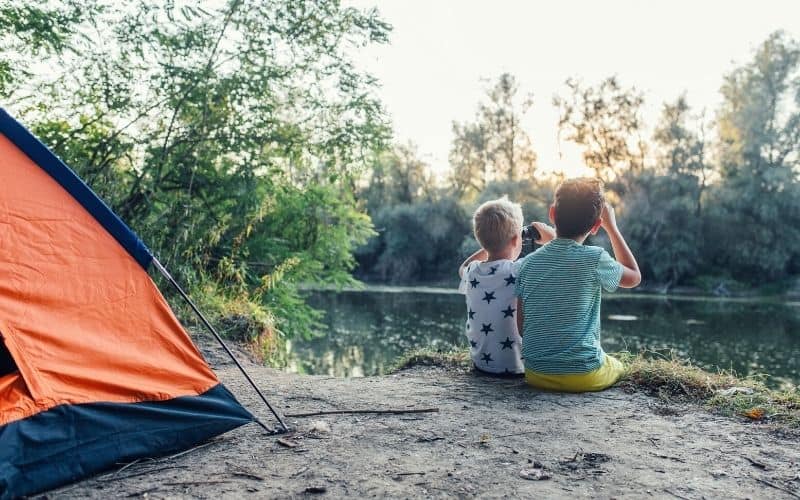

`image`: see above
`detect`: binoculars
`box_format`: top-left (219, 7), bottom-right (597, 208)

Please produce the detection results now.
top-left (521, 224), bottom-right (541, 241)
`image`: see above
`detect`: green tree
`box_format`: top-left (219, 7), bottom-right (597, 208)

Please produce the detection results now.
top-left (624, 96), bottom-right (709, 286)
top-left (449, 73), bottom-right (537, 199)
top-left (367, 196), bottom-right (470, 283)
top-left (8, 0), bottom-right (391, 343)
top-left (652, 95), bottom-right (709, 214)
top-left (360, 144), bottom-right (432, 213)
top-left (554, 77), bottom-right (646, 196)
top-left (706, 31), bottom-right (800, 281)
top-left (0, 0), bottom-right (90, 97)
top-left (449, 121), bottom-right (490, 198)
top-left (355, 143), bottom-right (473, 283)
top-left (717, 31), bottom-right (800, 182)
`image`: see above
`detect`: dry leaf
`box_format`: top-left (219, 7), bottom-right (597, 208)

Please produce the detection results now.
top-left (743, 407), bottom-right (764, 420)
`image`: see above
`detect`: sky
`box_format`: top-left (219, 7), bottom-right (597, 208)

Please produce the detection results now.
top-left (343, 0), bottom-right (800, 178)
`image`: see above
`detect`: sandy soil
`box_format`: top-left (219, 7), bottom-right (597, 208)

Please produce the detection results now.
top-left (43, 340), bottom-right (800, 499)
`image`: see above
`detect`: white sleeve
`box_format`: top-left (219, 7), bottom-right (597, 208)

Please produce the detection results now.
top-left (458, 261), bottom-right (478, 294)
top-left (511, 255), bottom-right (526, 275)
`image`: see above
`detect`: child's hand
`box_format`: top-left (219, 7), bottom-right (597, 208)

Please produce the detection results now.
top-left (531, 222), bottom-right (556, 244)
top-left (600, 202), bottom-right (618, 232)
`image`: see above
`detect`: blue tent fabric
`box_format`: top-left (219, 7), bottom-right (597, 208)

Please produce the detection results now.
top-left (0, 384), bottom-right (253, 499)
top-left (0, 345), bottom-right (14, 377)
top-left (0, 108), bottom-right (153, 269)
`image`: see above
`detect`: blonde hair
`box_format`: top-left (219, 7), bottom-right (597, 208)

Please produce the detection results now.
top-left (473, 197), bottom-right (524, 254)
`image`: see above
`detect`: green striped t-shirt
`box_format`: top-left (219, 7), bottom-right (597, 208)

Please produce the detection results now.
top-left (514, 238), bottom-right (623, 374)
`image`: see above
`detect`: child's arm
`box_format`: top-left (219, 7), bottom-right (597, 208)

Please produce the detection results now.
top-left (459, 248), bottom-right (488, 278)
top-left (600, 203), bottom-right (641, 288)
top-left (530, 222), bottom-right (556, 244)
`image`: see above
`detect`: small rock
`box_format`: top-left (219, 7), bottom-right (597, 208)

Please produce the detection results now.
top-left (520, 469), bottom-right (551, 481)
top-left (305, 420), bottom-right (331, 434)
top-left (277, 438), bottom-right (299, 448)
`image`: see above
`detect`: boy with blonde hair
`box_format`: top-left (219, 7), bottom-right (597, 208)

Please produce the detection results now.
top-left (515, 178), bottom-right (640, 392)
top-left (459, 197), bottom-right (550, 376)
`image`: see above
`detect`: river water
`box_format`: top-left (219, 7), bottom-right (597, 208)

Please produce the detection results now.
top-left (286, 288), bottom-right (800, 388)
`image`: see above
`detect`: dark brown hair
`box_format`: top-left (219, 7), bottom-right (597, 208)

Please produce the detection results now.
top-left (553, 178), bottom-right (604, 238)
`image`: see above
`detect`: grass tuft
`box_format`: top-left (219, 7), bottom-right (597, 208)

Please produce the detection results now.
top-left (617, 352), bottom-right (744, 399)
top-left (618, 352), bottom-right (800, 430)
top-left (392, 348), bottom-right (471, 372)
top-left (393, 348), bottom-right (800, 430)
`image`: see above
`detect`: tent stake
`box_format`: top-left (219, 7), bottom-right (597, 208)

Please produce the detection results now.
top-left (152, 258), bottom-right (289, 434)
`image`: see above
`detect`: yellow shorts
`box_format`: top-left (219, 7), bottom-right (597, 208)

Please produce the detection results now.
top-left (524, 354), bottom-right (625, 393)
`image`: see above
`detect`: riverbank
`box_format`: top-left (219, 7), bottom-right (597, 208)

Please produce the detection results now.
top-left (47, 337), bottom-right (800, 499)
top-left (306, 282), bottom-right (800, 306)
top-left (396, 349), bottom-right (800, 431)
top-left (297, 288), bottom-right (800, 386)
top-left (351, 268), bottom-right (800, 300)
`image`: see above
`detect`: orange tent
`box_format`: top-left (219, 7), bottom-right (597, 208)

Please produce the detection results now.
top-left (0, 108), bottom-right (256, 498)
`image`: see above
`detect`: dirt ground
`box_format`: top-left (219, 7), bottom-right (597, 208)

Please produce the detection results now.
top-left (44, 340), bottom-right (800, 499)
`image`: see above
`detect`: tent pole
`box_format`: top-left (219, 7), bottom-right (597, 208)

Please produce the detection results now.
top-left (152, 258), bottom-right (289, 434)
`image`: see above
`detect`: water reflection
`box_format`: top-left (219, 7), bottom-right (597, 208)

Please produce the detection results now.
top-left (286, 289), bottom-right (800, 388)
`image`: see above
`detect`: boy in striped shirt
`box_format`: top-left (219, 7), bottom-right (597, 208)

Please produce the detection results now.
top-left (515, 178), bottom-right (641, 392)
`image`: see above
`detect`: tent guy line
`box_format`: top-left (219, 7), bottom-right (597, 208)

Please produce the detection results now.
top-left (151, 257), bottom-right (289, 434)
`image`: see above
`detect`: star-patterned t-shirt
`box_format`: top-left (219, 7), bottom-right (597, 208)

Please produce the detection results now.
top-left (458, 259), bottom-right (524, 375)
